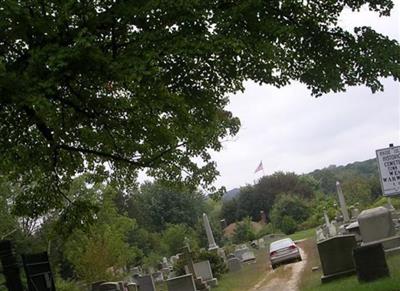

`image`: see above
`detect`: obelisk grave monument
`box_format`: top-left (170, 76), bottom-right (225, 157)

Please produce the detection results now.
top-left (336, 181), bottom-right (350, 222)
top-left (203, 213), bottom-right (218, 251)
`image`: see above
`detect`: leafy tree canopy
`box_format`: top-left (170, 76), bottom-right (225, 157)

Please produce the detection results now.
top-left (126, 181), bottom-right (206, 231)
top-left (1, 0), bottom-right (399, 216)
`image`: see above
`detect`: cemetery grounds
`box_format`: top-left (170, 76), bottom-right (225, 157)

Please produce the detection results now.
top-left (210, 228), bottom-right (400, 291)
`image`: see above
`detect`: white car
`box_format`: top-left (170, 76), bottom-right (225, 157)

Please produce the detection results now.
top-left (269, 238), bottom-right (301, 269)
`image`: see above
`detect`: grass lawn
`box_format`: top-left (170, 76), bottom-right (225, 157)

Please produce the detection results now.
top-left (289, 228), bottom-right (316, 241)
top-left (213, 248), bottom-right (268, 291)
top-left (299, 239), bottom-right (400, 291)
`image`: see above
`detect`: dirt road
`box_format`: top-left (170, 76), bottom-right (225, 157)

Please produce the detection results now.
top-left (250, 242), bottom-right (308, 291)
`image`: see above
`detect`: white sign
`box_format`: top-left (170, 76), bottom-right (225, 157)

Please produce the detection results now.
top-left (376, 145), bottom-right (400, 196)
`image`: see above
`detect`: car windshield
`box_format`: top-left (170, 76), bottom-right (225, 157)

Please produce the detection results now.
top-left (270, 238), bottom-right (294, 252)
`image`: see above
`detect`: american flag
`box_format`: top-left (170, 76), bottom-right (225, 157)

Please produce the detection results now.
top-left (254, 161), bottom-right (263, 173)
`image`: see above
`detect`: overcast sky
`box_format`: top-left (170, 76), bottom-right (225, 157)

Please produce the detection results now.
top-left (210, 4), bottom-right (400, 190)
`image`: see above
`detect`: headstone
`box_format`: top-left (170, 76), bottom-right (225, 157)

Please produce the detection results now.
top-left (22, 252), bottom-right (56, 291)
top-left (328, 223), bottom-right (337, 237)
top-left (226, 253), bottom-right (236, 260)
top-left (323, 210), bottom-right (330, 228)
top-left (127, 283), bottom-right (138, 291)
top-left (217, 248), bottom-right (226, 261)
top-left (99, 282), bottom-right (120, 291)
top-left (345, 221), bottom-right (362, 242)
top-left (234, 245), bottom-right (254, 262)
top-left (193, 260), bottom-right (218, 287)
top-left (317, 234), bottom-right (357, 283)
top-left (0, 240), bottom-right (24, 291)
top-left (240, 251), bottom-right (256, 263)
top-left (336, 181), bottom-right (350, 222)
top-left (181, 246), bottom-right (209, 291)
top-left (316, 228), bottom-right (326, 242)
top-left (353, 243), bottom-right (390, 282)
top-left (136, 275), bottom-right (156, 291)
top-left (167, 274), bottom-right (196, 291)
top-left (358, 207), bottom-right (395, 245)
top-left (351, 207), bottom-right (360, 219)
top-left (170, 255), bottom-right (180, 265)
top-left (227, 258), bottom-right (242, 272)
top-left (203, 213), bottom-right (218, 251)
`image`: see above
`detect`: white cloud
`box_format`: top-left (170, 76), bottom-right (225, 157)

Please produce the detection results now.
top-left (211, 3), bottom-right (400, 190)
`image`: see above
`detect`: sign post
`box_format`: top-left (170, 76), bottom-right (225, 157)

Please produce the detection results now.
top-left (376, 145), bottom-right (400, 197)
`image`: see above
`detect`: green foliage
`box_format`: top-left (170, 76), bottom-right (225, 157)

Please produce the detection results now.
top-left (127, 181), bottom-right (206, 232)
top-left (222, 172), bottom-right (316, 224)
top-left (279, 216), bottom-right (297, 235)
top-left (255, 223), bottom-right (276, 239)
top-left (232, 217), bottom-right (256, 244)
top-left (64, 187), bottom-right (138, 282)
top-left (221, 198), bottom-right (239, 225)
top-left (342, 177), bottom-right (373, 207)
top-left (160, 224), bottom-right (199, 257)
top-left (270, 194), bottom-right (310, 234)
top-left (55, 278), bottom-right (81, 291)
top-left (1, 1), bottom-right (399, 217)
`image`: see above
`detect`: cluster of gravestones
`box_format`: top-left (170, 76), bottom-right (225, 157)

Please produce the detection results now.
top-left (315, 181), bottom-right (400, 283)
top-left (0, 240), bottom-right (56, 291)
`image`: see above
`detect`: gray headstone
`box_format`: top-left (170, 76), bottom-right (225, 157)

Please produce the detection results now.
top-left (234, 246), bottom-right (250, 261)
top-left (227, 258), bottom-right (242, 272)
top-left (241, 251), bottom-right (256, 263)
top-left (193, 260), bottom-right (213, 281)
top-left (136, 275), bottom-right (156, 291)
top-left (167, 274), bottom-right (196, 291)
top-left (358, 207), bottom-right (395, 244)
top-left (353, 243), bottom-right (390, 282)
top-left (317, 234), bottom-right (357, 283)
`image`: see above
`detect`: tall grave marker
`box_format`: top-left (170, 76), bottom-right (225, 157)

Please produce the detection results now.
top-left (203, 213), bottom-right (218, 251)
top-left (336, 181), bottom-right (350, 222)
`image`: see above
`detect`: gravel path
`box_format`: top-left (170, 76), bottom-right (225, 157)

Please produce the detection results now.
top-left (250, 244), bottom-right (308, 291)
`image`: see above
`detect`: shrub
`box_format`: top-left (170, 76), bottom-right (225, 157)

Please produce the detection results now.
top-left (232, 217), bottom-right (256, 244)
top-left (280, 216), bottom-right (297, 234)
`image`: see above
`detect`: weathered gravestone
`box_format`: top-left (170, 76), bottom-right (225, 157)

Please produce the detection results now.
top-left (241, 250), bottom-right (256, 263)
top-left (136, 275), bottom-right (156, 291)
top-left (317, 234), bottom-right (357, 283)
top-left (22, 252), bottom-right (56, 291)
top-left (234, 245), bottom-right (252, 261)
top-left (353, 243), bottom-right (390, 282)
top-left (167, 273), bottom-right (196, 291)
top-left (181, 246), bottom-right (209, 291)
top-left (99, 282), bottom-right (121, 291)
top-left (358, 207), bottom-right (396, 248)
top-left (227, 257), bottom-right (242, 272)
top-left (193, 260), bottom-right (218, 287)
